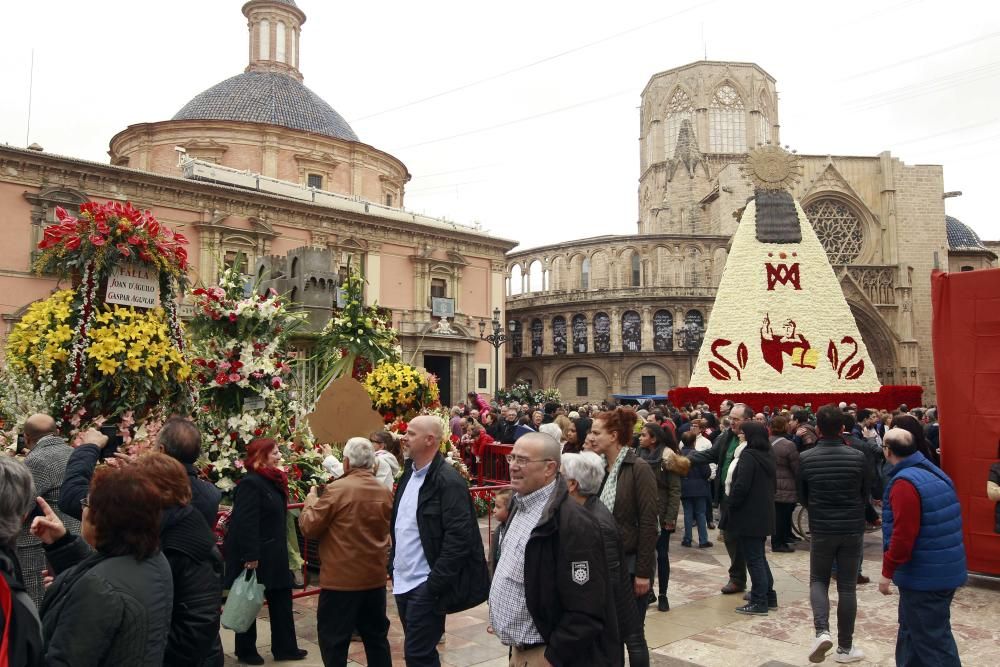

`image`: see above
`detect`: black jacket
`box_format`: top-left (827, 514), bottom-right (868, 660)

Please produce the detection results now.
top-left (521, 479), bottom-right (615, 667)
top-left (687, 428), bottom-right (740, 504)
top-left (41, 535), bottom-right (173, 666)
top-left (0, 547), bottom-right (43, 667)
top-left (722, 447), bottom-right (776, 538)
top-left (497, 420), bottom-right (519, 445)
top-left (223, 473), bottom-right (292, 590)
top-left (57, 444), bottom-right (101, 522)
top-left (161, 505), bottom-right (223, 667)
top-left (798, 438), bottom-right (870, 535)
top-left (185, 464), bottom-right (223, 530)
top-left (389, 454), bottom-right (489, 614)
top-left (583, 496), bottom-right (645, 667)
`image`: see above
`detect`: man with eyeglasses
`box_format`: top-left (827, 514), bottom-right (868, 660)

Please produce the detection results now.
top-left (688, 402), bottom-right (753, 595)
top-left (390, 415), bottom-right (489, 666)
top-left (489, 432), bottom-right (614, 666)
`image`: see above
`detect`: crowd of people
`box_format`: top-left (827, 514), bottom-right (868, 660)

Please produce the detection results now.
top-left (0, 393), bottom-right (983, 666)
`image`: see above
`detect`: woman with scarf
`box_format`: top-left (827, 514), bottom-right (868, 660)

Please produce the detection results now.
top-left (224, 439), bottom-right (307, 665)
top-left (591, 407), bottom-right (659, 626)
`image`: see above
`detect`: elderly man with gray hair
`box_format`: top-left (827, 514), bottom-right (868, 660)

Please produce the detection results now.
top-left (563, 451), bottom-right (649, 667)
top-left (489, 433), bottom-right (615, 666)
top-left (300, 437), bottom-right (393, 667)
top-left (0, 456), bottom-right (44, 662)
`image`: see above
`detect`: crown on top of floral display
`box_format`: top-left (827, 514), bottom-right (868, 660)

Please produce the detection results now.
top-left (35, 200), bottom-right (190, 288)
top-left (741, 144), bottom-right (804, 193)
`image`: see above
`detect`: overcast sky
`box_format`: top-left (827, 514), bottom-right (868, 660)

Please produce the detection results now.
top-left (2, 0), bottom-right (998, 251)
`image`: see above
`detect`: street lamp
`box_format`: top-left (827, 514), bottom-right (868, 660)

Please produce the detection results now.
top-left (675, 321), bottom-right (705, 381)
top-left (479, 307), bottom-right (509, 397)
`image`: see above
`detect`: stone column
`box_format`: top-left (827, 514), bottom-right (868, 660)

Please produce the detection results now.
top-left (365, 242), bottom-right (381, 303)
top-left (610, 310), bottom-right (622, 353)
top-left (542, 316), bottom-right (553, 355)
top-left (641, 306), bottom-right (653, 352)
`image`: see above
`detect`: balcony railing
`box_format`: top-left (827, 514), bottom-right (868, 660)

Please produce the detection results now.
top-left (507, 285), bottom-right (717, 309)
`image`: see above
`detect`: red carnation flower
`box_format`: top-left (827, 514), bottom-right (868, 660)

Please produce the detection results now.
top-left (214, 372), bottom-right (228, 385)
top-left (271, 377), bottom-right (283, 389)
top-left (228, 373), bottom-right (242, 383)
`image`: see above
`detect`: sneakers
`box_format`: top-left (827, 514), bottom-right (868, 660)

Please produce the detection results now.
top-left (809, 633), bottom-right (833, 663)
top-left (734, 602), bottom-right (768, 615)
top-left (834, 646), bottom-right (865, 663)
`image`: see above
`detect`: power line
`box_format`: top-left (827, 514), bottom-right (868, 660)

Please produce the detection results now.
top-left (409, 163), bottom-right (500, 180)
top-left (837, 30), bottom-right (1000, 82)
top-left (846, 60), bottom-right (1000, 110)
top-left (398, 89), bottom-right (632, 150)
top-left (348, 0), bottom-right (722, 123)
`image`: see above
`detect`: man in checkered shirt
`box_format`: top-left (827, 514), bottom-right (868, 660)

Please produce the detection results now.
top-left (489, 432), bottom-right (616, 666)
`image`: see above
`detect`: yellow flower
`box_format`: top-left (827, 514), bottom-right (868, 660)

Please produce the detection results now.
top-left (97, 357), bottom-right (119, 375)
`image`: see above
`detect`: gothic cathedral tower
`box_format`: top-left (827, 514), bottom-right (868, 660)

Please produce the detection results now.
top-left (638, 62), bottom-right (780, 237)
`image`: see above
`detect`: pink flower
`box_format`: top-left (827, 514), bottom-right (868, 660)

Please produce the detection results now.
top-left (89, 235), bottom-right (106, 247)
top-left (228, 373), bottom-right (242, 383)
top-left (271, 377), bottom-right (283, 389)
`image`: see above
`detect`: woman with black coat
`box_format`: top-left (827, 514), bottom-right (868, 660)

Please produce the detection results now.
top-left (134, 453), bottom-right (224, 667)
top-left (722, 421), bottom-right (777, 615)
top-left (224, 439), bottom-right (306, 665)
top-left (31, 464), bottom-right (173, 666)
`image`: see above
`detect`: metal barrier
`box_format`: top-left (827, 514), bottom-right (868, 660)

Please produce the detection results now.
top-left (217, 485), bottom-right (513, 602)
top-left (478, 443), bottom-right (513, 485)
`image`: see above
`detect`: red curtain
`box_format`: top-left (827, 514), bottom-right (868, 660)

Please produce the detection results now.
top-left (932, 269), bottom-right (1000, 576)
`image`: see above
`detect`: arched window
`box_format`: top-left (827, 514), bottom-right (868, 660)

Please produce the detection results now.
top-left (531, 319), bottom-right (544, 356)
top-left (679, 310), bottom-right (705, 352)
top-left (510, 264), bottom-right (523, 295)
top-left (552, 316), bottom-right (567, 355)
top-left (511, 320), bottom-right (523, 358)
top-left (581, 257), bottom-right (591, 290)
top-left (685, 309), bottom-right (704, 328)
top-left (630, 253), bottom-right (641, 287)
top-left (528, 260), bottom-right (544, 293)
top-left (709, 84), bottom-right (746, 153)
top-left (622, 311), bottom-right (641, 352)
top-left (757, 93), bottom-right (772, 145)
top-left (804, 198), bottom-right (864, 264)
top-left (593, 313), bottom-right (611, 353)
top-left (276, 21), bottom-right (287, 63)
top-left (290, 256), bottom-right (300, 279)
top-left (665, 88), bottom-right (694, 157)
top-left (653, 310), bottom-right (673, 351)
top-left (259, 19), bottom-right (270, 60)
top-left (572, 314), bottom-right (588, 353)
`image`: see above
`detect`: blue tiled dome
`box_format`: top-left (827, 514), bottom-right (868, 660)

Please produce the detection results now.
top-left (945, 215), bottom-right (988, 252)
top-left (173, 71), bottom-right (358, 142)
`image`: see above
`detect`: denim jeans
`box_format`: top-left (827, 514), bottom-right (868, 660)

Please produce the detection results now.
top-left (897, 588), bottom-right (961, 667)
top-left (738, 535), bottom-right (774, 606)
top-left (395, 581), bottom-right (446, 667)
top-left (682, 497), bottom-right (709, 546)
top-left (809, 532), bottom-right (863, 649)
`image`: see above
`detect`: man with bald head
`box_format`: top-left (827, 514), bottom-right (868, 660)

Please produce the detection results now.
top-left (16, 414), bottom-right (81, 606)
top-left (391, 415), bottom-right (489, 666)
top-left (490, 433), bottom-right (614, 666)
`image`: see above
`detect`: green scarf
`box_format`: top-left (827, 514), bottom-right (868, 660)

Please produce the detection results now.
top-left (599, 447), bottom-right (629, 513)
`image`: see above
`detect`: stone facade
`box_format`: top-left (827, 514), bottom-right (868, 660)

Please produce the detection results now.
top-left (0, 0), bottom-right (517, 406)
top-left (506, 61), bottom-right (994, 404)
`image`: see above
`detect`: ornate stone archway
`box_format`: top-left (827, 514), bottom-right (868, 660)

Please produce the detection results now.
top-left (849, 302), bottom-right (899, 385)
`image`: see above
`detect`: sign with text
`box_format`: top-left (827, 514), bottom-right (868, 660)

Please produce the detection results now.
top-left (432, 297), bottom-right (455, 318)
top-left (105, 264), bottom-right (160, 309)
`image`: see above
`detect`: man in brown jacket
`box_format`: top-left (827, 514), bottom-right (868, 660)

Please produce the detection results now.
top-left (300, 437), bottom-right (393, 667)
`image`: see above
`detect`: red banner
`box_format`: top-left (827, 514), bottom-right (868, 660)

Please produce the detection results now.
top-left (932, 269), bottom-right (1000, 576)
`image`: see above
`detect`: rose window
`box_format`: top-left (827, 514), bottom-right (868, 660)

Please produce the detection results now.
top-left (804, 199), bottom-right (864, 265)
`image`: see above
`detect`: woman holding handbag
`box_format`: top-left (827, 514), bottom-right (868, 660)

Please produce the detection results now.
top-left (224, 439), bottom-right (307, 665)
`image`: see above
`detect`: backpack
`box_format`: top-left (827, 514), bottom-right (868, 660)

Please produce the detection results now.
top-left (0, 566), bottom-right (44, 667)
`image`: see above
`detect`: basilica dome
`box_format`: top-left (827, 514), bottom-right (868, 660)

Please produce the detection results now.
top-left (173, 71), bottom-right (358, 142)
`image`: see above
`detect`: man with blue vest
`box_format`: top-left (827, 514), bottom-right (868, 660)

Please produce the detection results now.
top-left (879, 427), bottom-right (966, 667)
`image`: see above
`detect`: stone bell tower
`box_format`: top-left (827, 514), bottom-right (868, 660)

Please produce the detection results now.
top-left (638, 61), bottom-right (781, 236)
